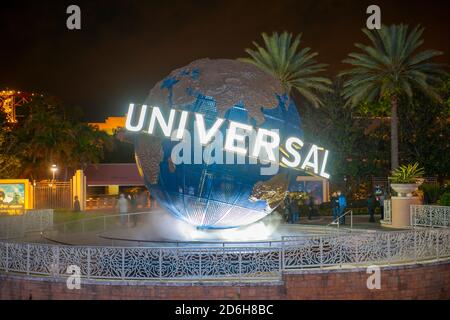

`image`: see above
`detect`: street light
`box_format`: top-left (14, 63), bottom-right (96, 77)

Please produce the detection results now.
top-left (50, 164), bottom-right (58, 181)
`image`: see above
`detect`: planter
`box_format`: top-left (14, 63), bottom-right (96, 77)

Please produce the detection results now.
top-left (390, 183), bottom-right (421, 197)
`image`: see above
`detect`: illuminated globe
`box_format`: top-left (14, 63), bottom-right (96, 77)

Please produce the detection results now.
top-left (135, 59), bottom-right (303, 229)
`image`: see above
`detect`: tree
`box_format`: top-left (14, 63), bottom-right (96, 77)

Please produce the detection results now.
top-left (399, 79), bottom-right (450, 178)
top-left (301, 81), bottom-right (390, 198)
top-left (239, 31), bottom-right (331, 107)
top-left (0, 108), bottom-right (22, 178)
top-left (4, 96), bottom-right (112, 180)
top-left (340, 24), bottom-right (447, 170)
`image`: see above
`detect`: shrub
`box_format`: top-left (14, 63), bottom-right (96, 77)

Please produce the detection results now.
top-left (420, 183), bottom-right (442, 204)
top-left (438, 192), bottom-right (450, 206)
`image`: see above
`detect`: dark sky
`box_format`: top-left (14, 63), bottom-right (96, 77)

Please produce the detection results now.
top-left (1, 0), bottom-right (450, 121)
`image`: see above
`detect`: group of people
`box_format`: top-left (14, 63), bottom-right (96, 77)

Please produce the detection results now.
top-left (117, 192), bottom-right (152, 226)
top-left (330, 191), bottom-right (347, 224)
top-left (283, 192), bottom-right (318, 224)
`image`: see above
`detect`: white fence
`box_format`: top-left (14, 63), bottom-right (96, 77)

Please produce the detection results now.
top-left (0, 228), bottom-right (449, 281)
top-left (381, 200), bottom-right (392, 224)
top-left (0, 210), bottom-right (53, 240)
top-left (411, 205), bottom-right (450, 228)
top-left (380, 202), bottom-right (449, 228)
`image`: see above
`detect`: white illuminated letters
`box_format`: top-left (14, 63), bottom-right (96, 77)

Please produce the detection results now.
top-left (125, 103), bottom-right (332, 179)
top-left (125, 104), bottom-right (147, 132)
top-left (148, 107), bottom-right (176, 137)
top-left (281, 137), bottom-right (304, 168)
top-left (175, 111), bottom-right (189, 140)
top-left (195, 113), bottom-right (225, 145)
top-left (301, 144), bottom-right (319, 174)
top-left (320, 150), bottom-right (331, 179)
top-left (252, 128), bottom-right (280, 162)
top-left (224, 121), bottom-right (253, 155)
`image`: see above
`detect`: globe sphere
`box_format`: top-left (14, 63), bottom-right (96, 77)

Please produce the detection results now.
top-left (134, 59), bottom-right (303, 229)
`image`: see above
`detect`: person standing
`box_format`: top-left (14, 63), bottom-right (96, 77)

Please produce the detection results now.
top-left (130, 194), bottom-right (138, 213)
top-left (331, 192), bottom-right (339, 222)
top-left (284, 193), bottom-right (292, 223)
top-left (73, 196), bottom-right (81, 212)
top-left (367, 193), bottom-right (376, 222)
top-left (337, 191), bottom-right (347, 225)
top-left (118, 194), bottom-right (128, 226)
top-left (291, 196), bottom-right (299, 224)
top-left (307, 195), bottom-right (316, 220)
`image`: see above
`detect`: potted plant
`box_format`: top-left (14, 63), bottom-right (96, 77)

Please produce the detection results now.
top-left (390, 162), bottom-right (425, 197)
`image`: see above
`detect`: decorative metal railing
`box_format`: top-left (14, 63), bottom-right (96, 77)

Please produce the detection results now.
top-left (0, 242), bottom-right (281, 280)
top-left (380, 200), bottom-right (392, 224)
top-left (1, 228), bottom-right (449, 281)
top-left (0, 210), bottom-right (53, 240)
top-left (411, 205), bottom-right (450, 228)
top-left (282, 228), bottom-right (450, 269)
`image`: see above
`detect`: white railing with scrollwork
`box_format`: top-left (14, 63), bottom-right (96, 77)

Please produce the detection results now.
top-left (0, 243), bottom-right (281, 280)
top-left (380, 199), bottom-right (391, 225)
top-left (411, 205), bottom-right (450, 228)
top-left (1, 228), bottom-right (449, 280)
top-left (0, 209), bottom-right (53, 240)
top-left (282, 229), bottom-right (450, 269)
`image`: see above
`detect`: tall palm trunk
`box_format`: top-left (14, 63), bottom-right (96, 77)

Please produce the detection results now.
top-left (390, 95), bottom-right (399, 170)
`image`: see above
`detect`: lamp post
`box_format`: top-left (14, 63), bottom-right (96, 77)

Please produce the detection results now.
top-left (50, 164), bottom-right (58, 181)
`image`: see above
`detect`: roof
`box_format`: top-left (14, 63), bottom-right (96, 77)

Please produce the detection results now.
top-left (85, 163), bottom-right (144, 186)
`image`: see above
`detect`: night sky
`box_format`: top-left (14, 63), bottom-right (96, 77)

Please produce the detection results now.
top-left (1, 0), bottom-right (450, 121)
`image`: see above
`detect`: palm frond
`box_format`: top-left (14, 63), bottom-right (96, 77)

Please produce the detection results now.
top-left (239, 31), bottom-right (331, 107)
top-left (340, 24), bottom-right (447, 106)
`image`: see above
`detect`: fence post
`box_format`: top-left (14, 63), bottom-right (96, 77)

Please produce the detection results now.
top-left (278, 245), bottom-right (282, 274)
top-left (387, 233), bottom-right (391, 266)
top-left (199, 251), bottom-right (202, 277)
top-left (414, 230), bottom-right (417, 263)
top-left (52, 245), bottom-right (60, 277)
top-left (5, 243), bottom-right (9, 273)
top-left (121, 248), bottom-right (125, 280)
top-left (429, 208), bottom-right (433, 228)
top-left (319, 236), bottom-right (323, 269)
top-left (26, 243), bottom-right (30, 275)
top-left (238, 251), bottom-right (242, 282)
top-left (159, 249), bottom-right (162, 280)
top-left (436, 230), bottom-right (440, 260)
top-left (87, 247), bottom-right (91, 280)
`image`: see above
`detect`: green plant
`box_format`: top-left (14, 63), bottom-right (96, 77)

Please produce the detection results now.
top-left (390, 162), bottom-right (425, 184)
top-left (438, 192), bottom-right (450, 206)
top-left (420, 183), bottom-right (443, 204)
top-left (239, 31), bottom-right (331, 107)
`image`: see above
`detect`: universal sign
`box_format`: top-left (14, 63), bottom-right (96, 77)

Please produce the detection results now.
top-left (125, 104), bottom-right (331, 179)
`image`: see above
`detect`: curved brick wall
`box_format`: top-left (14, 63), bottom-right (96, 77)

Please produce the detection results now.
top-left (1, 260), bottom-right (449, 300)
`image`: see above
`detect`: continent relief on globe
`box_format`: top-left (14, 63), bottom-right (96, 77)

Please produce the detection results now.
top-left (135, 58), bottom-right (288, 191)
top-left (133, 58), bottom-right (302, 227)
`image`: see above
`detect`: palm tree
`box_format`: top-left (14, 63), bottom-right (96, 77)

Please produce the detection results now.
top-left (340, 24), bottom-right (447, 170)
top-left (239, 31), bottom-right (331, 107)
